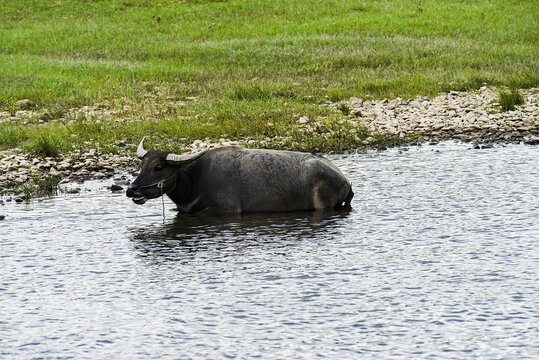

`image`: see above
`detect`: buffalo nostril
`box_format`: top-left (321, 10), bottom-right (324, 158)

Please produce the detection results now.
top-left (126, 184), bottom-right (137, 197)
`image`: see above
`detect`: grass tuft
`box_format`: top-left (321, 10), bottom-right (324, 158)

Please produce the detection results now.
top-left (232, 85), bottom-right (272, 101)
top-left (19, 175), bottom-right (61, 201)
top-left (498, 88), bottom-right (525, 112)
top-left (33, 175), bottom-right (61, 196)
top-left (23, 128), bottom-right (69, 158)
top-left (0, 126), bottom-right (24, 148)
top-left (338, 103), bottom-right (351, 116)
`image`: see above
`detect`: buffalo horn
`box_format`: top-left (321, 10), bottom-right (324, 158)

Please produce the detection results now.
top-left (137, 137), bottom-right (148, 158)
top-left (166, 148), bottom-right (209, 165)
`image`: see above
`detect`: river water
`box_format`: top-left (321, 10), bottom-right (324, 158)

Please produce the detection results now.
top-left (1, 142), bottom-right (538, 359)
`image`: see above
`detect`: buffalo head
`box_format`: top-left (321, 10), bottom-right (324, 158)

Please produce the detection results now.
top-left (126, 137), bottom-right (208, 205)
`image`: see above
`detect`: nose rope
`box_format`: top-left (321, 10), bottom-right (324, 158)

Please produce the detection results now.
top-left (135, 173), bottom-right (176, 223)
top-left (137, 173), bottom-right (177, 190)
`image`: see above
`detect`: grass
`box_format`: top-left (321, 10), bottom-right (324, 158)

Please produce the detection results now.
top-left (0, 0), bottom-right (537, 155)
top-left (20, 175), bottom-right (61, 200)
top-left (22, 127), bottom-right (70, 157)
top-left (498, 88), bottom-right (525, 112)
top-left (0, 174), bottom-right (61, 199)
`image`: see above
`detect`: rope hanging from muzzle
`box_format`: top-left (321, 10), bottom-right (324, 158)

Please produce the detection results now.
top-left (137, 173), bottom-right (177, 223)
top-left (158, 180), bottom-right (165, 223)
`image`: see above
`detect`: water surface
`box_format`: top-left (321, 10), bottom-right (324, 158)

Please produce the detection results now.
top-left (1, 142), bottom-right (538, 359)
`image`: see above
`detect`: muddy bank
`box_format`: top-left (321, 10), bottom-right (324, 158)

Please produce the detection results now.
top-left (0, 87), bottom-right (537, 199)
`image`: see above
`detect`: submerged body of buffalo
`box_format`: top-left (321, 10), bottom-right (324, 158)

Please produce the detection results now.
top-left (127, 141), bottom-right (353, 215)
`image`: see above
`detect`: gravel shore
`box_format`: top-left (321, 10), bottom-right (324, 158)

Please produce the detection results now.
top-left (340, 86), bottom-right (538, 145)
top-left (0, 87), bottom-right (537, 199)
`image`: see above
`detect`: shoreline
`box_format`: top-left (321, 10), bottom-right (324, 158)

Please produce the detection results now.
top-left (0, 87), bottom-right (537, 200)
top-left (336, 86), bottom-right (538, 146)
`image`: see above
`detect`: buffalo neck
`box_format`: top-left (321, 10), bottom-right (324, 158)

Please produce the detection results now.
top-left (165, 164), bottom-right (196, 205)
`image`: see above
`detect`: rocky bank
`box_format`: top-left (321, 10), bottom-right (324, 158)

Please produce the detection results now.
top-left (0, 87), bottom-right (537, 201)
top-left (339, 86), bottom-right (538, 145)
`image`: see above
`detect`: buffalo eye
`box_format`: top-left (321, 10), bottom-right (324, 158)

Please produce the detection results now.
top-left (154, 164), bottom-right (165, 171)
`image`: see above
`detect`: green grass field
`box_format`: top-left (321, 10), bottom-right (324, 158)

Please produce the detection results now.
top-left (0, 0), bottom-right (537, 155)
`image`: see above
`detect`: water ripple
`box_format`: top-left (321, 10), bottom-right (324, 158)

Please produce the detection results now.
top-left (1, 142), bottom-right (538, 359)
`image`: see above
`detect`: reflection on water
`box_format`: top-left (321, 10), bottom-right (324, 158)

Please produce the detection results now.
top-left (1, 142), bottom-right (538, 359)
top-left (131, 211), bottom-right (350, 262)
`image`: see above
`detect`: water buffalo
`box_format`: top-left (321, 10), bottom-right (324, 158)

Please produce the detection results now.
top-left (126, 138), bottom-right (353, 215)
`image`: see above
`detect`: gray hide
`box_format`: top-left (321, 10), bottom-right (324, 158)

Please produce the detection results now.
top-left (127, 145), bottom-right (353, 215)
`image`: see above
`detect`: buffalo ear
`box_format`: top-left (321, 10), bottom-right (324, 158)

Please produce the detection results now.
top-left (166, 148), bottom-right (209, 165)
